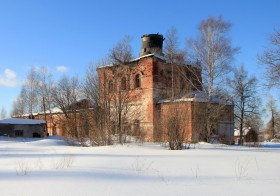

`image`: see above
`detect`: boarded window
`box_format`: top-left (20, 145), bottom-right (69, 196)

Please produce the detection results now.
top-left (108, 80), bottom-right (113, 93)
top-left (121, 77), bottom-right (127, 90)
top-left (135, 74), bottom-right (141, 88)
top-left (15, 130), bottom-right (23, 137)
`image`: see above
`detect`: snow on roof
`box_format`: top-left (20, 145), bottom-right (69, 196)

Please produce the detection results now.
top-left (98, 53), bottom-right (167, 68)
top-left (98, 63), bottom-right (114, 68)
top-left (0, 118), bottom-right (46, 125)
top-left (13, 107), bottom-right (63, 118)
top-left (130, 53), bottom-right (167, 62)
top-left (44, 107), bottom-right (63, 114)
top-left (234, 128), bottom-right (251, 136)
top-left (158, 91), bottom-right (233, 105)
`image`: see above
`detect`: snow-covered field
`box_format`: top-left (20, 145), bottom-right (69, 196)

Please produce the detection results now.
top-left (1, 136), bottom-right (280, 196)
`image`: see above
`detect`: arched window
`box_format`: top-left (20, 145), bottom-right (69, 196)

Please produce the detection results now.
top-left (135, 74), bottom-right (141, 88)
top-left (108, 80), bottom-right (113, 93)
top-left (121, 77), bottom-right (127, 90)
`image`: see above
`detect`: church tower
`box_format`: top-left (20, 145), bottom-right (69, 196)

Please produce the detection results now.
top-left (140, 34), bottom-right (165, 57)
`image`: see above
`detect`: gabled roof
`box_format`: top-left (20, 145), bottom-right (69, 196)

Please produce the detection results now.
top-left (0, 118), bottom-right (46, 125)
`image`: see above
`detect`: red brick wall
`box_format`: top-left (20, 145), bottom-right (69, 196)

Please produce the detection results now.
top-left (97, 56), bottom-right (205, 141)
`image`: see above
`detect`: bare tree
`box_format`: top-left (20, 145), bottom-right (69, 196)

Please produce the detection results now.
top-left (52, 75), bottom-right (81, 138)
top-left (34, 67), bottom-right (56, 135)
top-left (187, 16), bottom-right (239, 142)
top-left (164, 27), bottom-right (189, 99)
top-left (244, 113), bottom-right (263, 133)
top-left (228, 65), bottom-right (259, 145)
top-left (83, 63), bottom-right (109, 145)
top-left (188, 16), bottom-right (239, 97)
top-left (109, 35), bottom-right (134, 64)
top-left (165, 28), bottom-right (181, 62)
top-left (265, 96), bottom-right (280, 140)
top-left (12, 67), bottom-right (46, 118)
top-left (83, 64), bottom-right (100, 108)
top-left (0, 106), bottom-right (7, 119)
top-left (98, 62), bottom-right (143, 144)
top-left (35, 67), bottom-right (55, 109)
top-left (161, 26), bottom-right (232, 144)
top-left (12, 87), bottom-right (28, 116)
top-left (106, 37), bottom-right (143, 144)
top-left (94, 35), bottom-right (148, 144)
top-left (258, 28), bottom-right (280, 87)
top-left (24, 67), bottom-right (40, 115)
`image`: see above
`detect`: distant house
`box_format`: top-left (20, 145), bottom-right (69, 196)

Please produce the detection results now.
top-left (0, 118), bottom-right (46, 138)
top-left (234, 128), bottom-right (249, 143)
top-left (234, 127), bottom-right (259, 143)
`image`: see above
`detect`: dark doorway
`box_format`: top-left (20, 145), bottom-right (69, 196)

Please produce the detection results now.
top-left (33, 132), bottom-right (41, 138)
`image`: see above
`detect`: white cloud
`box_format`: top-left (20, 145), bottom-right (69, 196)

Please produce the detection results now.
top-left (0, 69), bottom-right (17, 87)
top-left (5, 69), bottom-right (16, 79)
top-left (56, 66), bottom-right (68, 73)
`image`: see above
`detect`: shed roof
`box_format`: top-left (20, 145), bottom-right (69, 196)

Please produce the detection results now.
top-left (0, 118), bottom-right (46, 125)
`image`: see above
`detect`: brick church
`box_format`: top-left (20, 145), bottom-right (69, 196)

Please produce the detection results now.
top-left (12, 34), bottom-right (234, 144)
top-left (97, 34), bottom-right (234, 144)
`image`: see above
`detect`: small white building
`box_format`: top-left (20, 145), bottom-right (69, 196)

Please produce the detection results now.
top-left (0, 118), bottom-right (46, 138)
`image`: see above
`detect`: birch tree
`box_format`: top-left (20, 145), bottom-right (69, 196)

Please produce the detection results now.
top-left (24, 67), bottom-right (39, 115)
top-left (12, 85), bottom-right (28, 116)
top-left (164, 27), bottom-right (190, 98)
top-left (34, 67), bottom-right (56, 134)
top-left (187, 16), bottom-right (239, 142)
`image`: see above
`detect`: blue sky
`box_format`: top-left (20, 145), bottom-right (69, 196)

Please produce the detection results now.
top-left (0, 0), bottom-right (280, 116)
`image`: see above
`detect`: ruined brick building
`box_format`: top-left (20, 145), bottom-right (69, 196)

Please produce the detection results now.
top-left (12, 34), bottom-right (234, 144)
top-left (97, 34), bottom-right (234, 144)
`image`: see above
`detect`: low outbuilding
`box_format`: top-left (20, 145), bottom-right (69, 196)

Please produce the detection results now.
top-left (0, 118), bottom-right (46, 138)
